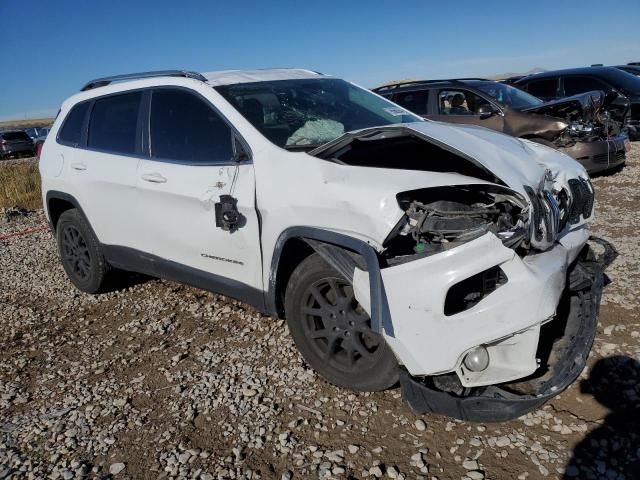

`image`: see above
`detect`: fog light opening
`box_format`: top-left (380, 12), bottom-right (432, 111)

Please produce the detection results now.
top-left (463, 346), bottom-right (490, 372)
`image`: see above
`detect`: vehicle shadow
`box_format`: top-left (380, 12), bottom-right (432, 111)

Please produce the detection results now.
top-left (108, 271), bottom-right (154, 292)
top-left (562, 355), bottom-right (640, 478)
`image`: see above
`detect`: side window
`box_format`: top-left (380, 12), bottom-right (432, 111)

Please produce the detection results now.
top-left (524, 78), bottom-right (558, 99)
top-left (564, 76), bottom-right (610, 96)
top-left (150, 89), bottom-right (233, 164)
top-left (394, 90), bottom-right (430, 115)
top-left (438, 89), bottom-right (492, 115)
top-left (59, 102), bottom-right (90, 146)
top-left (88, 92), bottom-right (142, 155)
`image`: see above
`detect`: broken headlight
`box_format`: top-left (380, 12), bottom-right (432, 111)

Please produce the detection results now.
top-left (567, 121), bottom-right (603, 138)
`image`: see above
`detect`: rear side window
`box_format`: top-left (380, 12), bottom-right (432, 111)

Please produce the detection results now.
top-left (564, 76), bottom-right (611, 96)
top-left (523, 78), bottom-right (558, 99)
top-left (150, 89), bottom-right (233, 164)
top-left (59, 102), bottom-right (90, 145)
top-left (395, 90), bottom-right (430, 115)
top-left (88, 92), bottom-right (142, 155)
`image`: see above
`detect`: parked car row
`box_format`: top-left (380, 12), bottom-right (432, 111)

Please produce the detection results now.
top-left (0, 125), bottom-right (52, 160)
top-left (40, 68), bottom-right (603, 421)
top-left (374, 64), bottom-right (640, 174)
top-left (0, 130), bottom-right (36, 159)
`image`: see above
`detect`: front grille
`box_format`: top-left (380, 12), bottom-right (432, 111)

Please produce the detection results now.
top-left (593, 153), bottom-right (609, 164)
top-left (568, 178), bottom-right (594, 224)
top-left (593, 147), bottom-right (625, 164)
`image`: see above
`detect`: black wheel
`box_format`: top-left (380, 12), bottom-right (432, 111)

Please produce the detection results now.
top-left (285, 254), bottom-right (399, 391)
top-left (56, 209), bottom-right (111, 294)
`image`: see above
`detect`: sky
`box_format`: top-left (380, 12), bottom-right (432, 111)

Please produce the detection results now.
top-left (1, 0), bottom-right (639, 121)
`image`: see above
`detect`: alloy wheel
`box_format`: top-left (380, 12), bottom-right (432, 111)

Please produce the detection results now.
top-left (300, 277), bottom-right (383, 372)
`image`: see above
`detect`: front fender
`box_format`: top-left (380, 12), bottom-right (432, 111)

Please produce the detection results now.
top-left (265, 226), bottom-right (393, 335)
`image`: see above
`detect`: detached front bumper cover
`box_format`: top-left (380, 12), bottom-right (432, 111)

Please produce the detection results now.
top-left (400, 252), bottom-right (603, 422)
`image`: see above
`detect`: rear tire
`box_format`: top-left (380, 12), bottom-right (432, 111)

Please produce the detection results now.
top-left (285, 253), bottom-right (399, 391)
top-left (56, 209), bottom-right (111, 294)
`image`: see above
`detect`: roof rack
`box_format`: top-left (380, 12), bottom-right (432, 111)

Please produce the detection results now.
top-left (80, 70), bottom-right (207, 91)
top-left (372, 78), bottom-right (492, 93)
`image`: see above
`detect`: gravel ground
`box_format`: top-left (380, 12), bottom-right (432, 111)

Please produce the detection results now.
top-left (1, 147), bottom-right (639, 480)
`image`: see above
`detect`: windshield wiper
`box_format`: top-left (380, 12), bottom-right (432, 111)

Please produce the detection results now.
top-left (283, 144), bottom-right (324, 151)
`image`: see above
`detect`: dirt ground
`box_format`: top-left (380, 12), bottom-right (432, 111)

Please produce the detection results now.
top-left (1, 146), bottom-right (639, 480)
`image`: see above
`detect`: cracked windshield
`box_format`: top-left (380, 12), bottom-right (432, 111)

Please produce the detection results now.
top-left (216, 78), bottom-right (420, 149)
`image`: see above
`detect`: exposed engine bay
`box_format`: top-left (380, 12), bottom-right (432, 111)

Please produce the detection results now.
top-left (383, 185), bottom-right (529, 264)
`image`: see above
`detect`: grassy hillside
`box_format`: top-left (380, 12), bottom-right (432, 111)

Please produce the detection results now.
top-left (0, 118), bottom-right (54, 130)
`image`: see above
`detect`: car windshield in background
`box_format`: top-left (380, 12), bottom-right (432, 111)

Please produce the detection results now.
top-left (470, 81), bottom-right (543, 110)
top-left (216, 78), bottom-right (421, 149)
top-left (1, 131), bottom-right (31, 141)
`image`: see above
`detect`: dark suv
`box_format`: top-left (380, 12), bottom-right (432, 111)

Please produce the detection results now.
top-left (0, 130), bottom-right (36, 159)
top-left (514, 67), bottom-right (640, 140)
top-left (373, 79), bottom-right (628, 174)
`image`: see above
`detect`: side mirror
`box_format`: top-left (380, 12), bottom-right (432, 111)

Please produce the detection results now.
top-left (478, 104), bottom-right (498, 118)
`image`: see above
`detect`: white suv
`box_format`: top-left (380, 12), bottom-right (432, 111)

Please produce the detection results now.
top-left (40, 69), bottom-right (602, 421)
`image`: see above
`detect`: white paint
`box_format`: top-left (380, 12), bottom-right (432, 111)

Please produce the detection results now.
top-left (40, 69), bottom-right (594, 389)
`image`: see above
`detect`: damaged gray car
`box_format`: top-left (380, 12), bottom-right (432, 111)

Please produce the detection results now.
top-left (374, 79), bottom-right (629, 174)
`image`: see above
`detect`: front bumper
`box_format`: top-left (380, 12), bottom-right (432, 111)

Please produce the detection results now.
top-left (354, 229), bottom-right (589, 383)
top-left (399, 255), bottom-right (602, 422)
top-left (560, 135), bottom-right (627, 174)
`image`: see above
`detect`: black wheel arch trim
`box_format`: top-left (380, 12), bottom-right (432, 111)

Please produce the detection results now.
top-left (266, 226), bottom-right (394, 336)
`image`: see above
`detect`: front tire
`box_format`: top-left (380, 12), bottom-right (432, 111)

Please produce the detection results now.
top-left (285, 253), bottom-right (399, 391)
top-left (56, 209), bottom-right (111, 294)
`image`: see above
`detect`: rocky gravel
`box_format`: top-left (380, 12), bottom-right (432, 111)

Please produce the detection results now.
top-left (1, 147), bottom-right (640, 479)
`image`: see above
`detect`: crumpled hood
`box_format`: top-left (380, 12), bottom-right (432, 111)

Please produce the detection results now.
top-left (520, 90), bottom-right (608, 122)
top-left (312, 121), bottom-right (587, 196)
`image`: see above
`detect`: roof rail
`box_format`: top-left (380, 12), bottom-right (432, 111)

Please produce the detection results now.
top-left (372, 78), bottom-right (492, 93)
top-left (80, 70), bottom-right (207, 91)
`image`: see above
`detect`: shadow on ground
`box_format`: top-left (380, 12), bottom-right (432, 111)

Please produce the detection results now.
top-left (563, 355), bottom-right (640, 479)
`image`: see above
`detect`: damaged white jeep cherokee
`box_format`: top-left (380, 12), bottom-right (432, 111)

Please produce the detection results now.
top-left (41, 69), bottom-right (603, 421)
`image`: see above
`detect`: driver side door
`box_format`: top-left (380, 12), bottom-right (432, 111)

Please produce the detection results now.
top-left (134, 87), bottom-right (263, 298)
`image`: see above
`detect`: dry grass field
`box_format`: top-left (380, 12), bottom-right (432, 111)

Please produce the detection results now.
top-left (0, 159), bottom-right (42, 210)
top-left (0, 118), bottom-right (54, 129)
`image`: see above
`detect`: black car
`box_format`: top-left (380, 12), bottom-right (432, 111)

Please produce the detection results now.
top-left (614, 65), bottom-right (640, 77)
top-left (0, 130), bottom-right (36, 159)
top-left (514, 67), bottom-right (640, 140)
top-left (373, 79), bottom-right (628, 174)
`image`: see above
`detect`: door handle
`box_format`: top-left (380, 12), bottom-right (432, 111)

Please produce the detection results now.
top-left (70, 162), bottom-right (86, 171)
top-left (141, 173), bottom-right (167, 184)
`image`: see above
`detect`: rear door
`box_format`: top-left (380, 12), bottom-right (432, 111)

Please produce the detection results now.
top-left (427, 88), bottom-right (505, 133)
top-left (66, 91), bottom-right (145, 248)
top-left (135, 87), bottom-right (262, 291)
